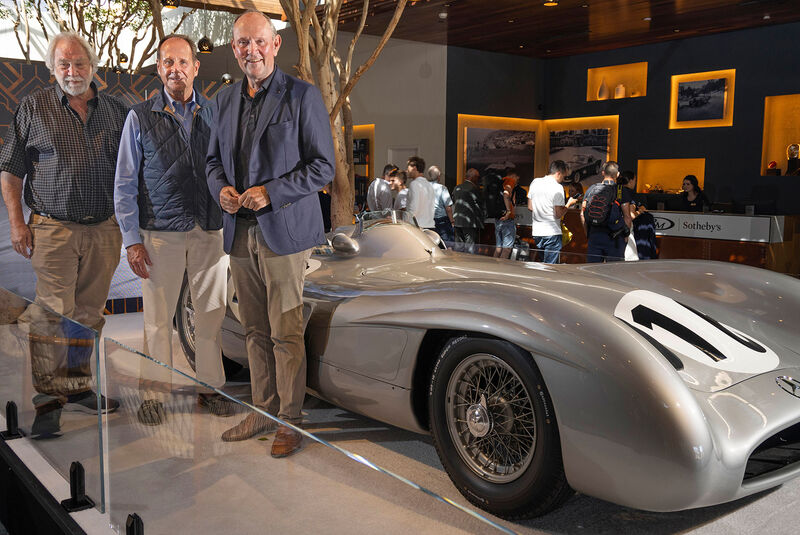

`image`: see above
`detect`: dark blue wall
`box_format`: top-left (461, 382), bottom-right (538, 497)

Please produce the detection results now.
top-left (445, 46), bottom-right (544, 190)
top-left (446, 21), bottom-right (800, 213)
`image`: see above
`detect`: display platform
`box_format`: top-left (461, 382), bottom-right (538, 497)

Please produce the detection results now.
top-left (4, 287), bottom-right (800, 534)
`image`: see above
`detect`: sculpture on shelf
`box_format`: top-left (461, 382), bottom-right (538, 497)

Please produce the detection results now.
top-left (597, 78), bottom-right (609, 100)
top-left (787, 143), bottom-right (800, 175)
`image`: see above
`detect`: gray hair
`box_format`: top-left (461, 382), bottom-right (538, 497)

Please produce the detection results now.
top-left (426, 165), bottom-right (441, 182)
top-left (234, 10), bottom-right (279, 38)
top-left (45, 32), bottom-right (99, 75)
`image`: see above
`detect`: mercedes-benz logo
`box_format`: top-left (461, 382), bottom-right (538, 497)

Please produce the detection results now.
top-left (776, 376), bottom-right (800, 398)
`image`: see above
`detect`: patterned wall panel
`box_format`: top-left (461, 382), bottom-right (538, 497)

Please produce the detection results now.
top-left (0, 58), bottom-right (228, 145)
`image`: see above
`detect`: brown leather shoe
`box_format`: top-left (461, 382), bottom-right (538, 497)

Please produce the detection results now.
top-left (270, 425), bottom-right (303, 458)
top-left (221, 412), bottom-right (276, 442)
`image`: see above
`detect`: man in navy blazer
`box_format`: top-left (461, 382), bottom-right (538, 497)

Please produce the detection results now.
top-left (206, 10), bottom-right (335, 457)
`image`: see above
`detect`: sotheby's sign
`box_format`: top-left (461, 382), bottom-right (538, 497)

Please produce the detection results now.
top-left (652, 212), bottom-right (776, 242)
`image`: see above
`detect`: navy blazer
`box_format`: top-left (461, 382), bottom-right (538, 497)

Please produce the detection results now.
top-left (206, 68), bottom-right (335, 255)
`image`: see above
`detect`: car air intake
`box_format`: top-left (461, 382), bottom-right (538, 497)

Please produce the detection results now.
top-left (744, 421), bottom-right (800, 481)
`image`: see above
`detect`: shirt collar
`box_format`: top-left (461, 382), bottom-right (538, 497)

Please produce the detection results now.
top-left (56, 81), bottom-right (99, 105)
top-left (163, 88), bottom-right (197, 113)
top-left (241, 69), bottom-right (276, 99)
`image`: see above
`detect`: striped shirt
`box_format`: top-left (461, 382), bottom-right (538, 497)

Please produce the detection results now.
top-left (0, 82), bottom-right (128, 223)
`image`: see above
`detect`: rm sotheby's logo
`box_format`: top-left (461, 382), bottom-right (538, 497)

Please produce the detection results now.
top-left (776, 376), bottom-right (800, 398)
top-left (652, 216), bottom-right (675, 230)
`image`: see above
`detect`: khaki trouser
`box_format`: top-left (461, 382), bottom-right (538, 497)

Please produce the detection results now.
top-left (139, 226), bottom-right (228, 390)
top-left (26, 213), bottom-right (121, 399)
top-left (229, 220), bottom-right (309, 424)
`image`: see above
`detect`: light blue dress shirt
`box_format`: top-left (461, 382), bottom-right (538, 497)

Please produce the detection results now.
top-left (114, 89), bottom-right (197, 248)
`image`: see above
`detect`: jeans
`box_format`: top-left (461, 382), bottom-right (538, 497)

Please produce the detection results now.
top-left (434, 216), bottom-right (455, 243)
top-left (533, 234), bottom-right (562, 264)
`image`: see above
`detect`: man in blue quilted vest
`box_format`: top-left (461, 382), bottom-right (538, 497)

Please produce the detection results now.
top-left (114, 34), bottom-right (231, 425)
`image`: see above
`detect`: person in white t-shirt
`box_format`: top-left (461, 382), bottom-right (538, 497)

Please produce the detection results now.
top-left (527, 160), bottom-right (577, 263)
top-left (367, 164), bottom-right (397, 212)
top-left (405, 156), bottom-right (435, 229)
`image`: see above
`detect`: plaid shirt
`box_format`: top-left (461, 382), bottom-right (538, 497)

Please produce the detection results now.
top-left (0, 83), bottom-right (128, 223)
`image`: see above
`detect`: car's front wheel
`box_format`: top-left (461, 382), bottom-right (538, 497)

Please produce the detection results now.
top-left (428, 336), bottom-right (573, 519)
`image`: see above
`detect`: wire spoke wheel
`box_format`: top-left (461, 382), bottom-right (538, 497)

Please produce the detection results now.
top-left (446, 353), bottom-right (536, 483)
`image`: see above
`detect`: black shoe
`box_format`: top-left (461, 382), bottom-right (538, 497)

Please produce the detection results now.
top-left (137, 399), bottom-right (166, 426)
top-left (64, 391), bottom-right (120, 414)
top-left (197, 393), bottom-right (237, 417)
top-left (31, 400), bottom-right (62, 439)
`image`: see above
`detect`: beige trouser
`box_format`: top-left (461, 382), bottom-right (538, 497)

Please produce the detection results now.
top-left (229, 220), bottom-right (309, 424)
top-left (139, 226), bottom-right (228, 390)
top-left (25, 213), bottom-right (122, 399)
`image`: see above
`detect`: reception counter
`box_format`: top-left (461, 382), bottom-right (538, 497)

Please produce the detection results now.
top-left (491, 208), bottom-right (800, 275)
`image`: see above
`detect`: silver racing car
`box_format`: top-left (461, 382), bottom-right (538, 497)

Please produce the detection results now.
top-left (176, 210), bottom-right (800, 519)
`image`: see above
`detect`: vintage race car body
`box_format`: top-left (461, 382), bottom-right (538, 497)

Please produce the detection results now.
top-left (178, 211), bottom-right (800, 518)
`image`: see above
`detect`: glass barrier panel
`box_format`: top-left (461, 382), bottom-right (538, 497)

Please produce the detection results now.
top-left (0, 287), bottom-right (105, 511)
top-left (102, 337), bottom-right (516, 534)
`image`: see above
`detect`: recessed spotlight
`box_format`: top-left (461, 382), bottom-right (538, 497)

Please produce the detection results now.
top-left (438, 10), bottom-right (448, 20)
top-left (673, 28), bottom-right (680, 33)
top-left (519, 45), bottom-right (524, 48)
top-left (508, 19), bottom-right (515, 23)
top-left (581, 3), bottom-right (589, 7)
top-left (543, 0), bottom-right (558, 6)
top-left (763, 14), bottom-right (771, 20)
top-left (643, 16), bottom-right (651, 21)
top-left (546, 49), bottom-right (552, 53)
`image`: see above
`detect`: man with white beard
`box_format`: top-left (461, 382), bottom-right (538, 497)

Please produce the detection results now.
top-left (0, 32), bottom-right (128, 431)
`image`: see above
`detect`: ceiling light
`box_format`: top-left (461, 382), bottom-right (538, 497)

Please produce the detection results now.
top-left (763, 14), bottom-right (771, 20)
top-left (508, 19), bottom-right (515, 23)
top-left (643, 16), bottom-right (651, 21)
top-left (438, 10), bottom-right (448, 20)
top-left (161, 0), bottom-right (180, 8)
top-left (673, 28), bottom-right (680, 33)
top-left (581, 3), bottom-right (589, 7)
top-left (198, 36), bottom-right (213, 54)
top-left (543, 0), bottom-right (558, 6)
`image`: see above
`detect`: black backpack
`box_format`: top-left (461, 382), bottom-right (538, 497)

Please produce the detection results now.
top-left (483, 173), bottom-right (506, 218)
top-left (584, 184), bottom-right (626, 235)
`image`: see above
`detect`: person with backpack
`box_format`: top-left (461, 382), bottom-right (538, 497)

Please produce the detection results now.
top-left (528, 160), bottom-right (578, 264)
top-left (580, 161), bottom-right (632, 263)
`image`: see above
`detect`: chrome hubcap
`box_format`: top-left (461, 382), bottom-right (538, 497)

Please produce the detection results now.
top-left (466, 400), bottom-right (491, 438)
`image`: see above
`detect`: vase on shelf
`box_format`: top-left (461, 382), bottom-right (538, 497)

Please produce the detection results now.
top-left (597, 78), bottom-right (609, 100)
top-left (614, 83), bottom-right (626, 99)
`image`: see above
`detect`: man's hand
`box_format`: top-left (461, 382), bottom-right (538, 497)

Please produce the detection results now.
top-left (9, 221), bottom-right (33, 258)
top-left (126, 243), bottom-right (152, 279)
top-left (239, 186), bottom-right (270, 211)
top-left (219, 186), bottom-right (241, 214)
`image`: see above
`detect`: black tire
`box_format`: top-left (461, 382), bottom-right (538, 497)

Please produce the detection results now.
top-left (175, 274), bottom-right (244, 380)
top-left (428, 336), bottom-right (573, 519)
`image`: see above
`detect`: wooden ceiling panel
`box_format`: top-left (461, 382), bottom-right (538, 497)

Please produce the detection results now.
top-left (334, 0), bottom-right (800, 57)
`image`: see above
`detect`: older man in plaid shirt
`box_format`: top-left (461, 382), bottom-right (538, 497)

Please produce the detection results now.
top-left (0, 32), bottom-right (127, 426)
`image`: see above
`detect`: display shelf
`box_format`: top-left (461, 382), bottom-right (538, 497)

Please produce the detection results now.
top-left (761, 94), bottom-right (800, 176)
top-left (636, 158), bottom-right (705, 193)
top-left (586, 62), bottom-right (648, 102)
top-left (352, 123), bottom-right (374, 179)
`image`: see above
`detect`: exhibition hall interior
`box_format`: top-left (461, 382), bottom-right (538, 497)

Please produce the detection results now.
top-left (1, 0), bottom-right (800, 534)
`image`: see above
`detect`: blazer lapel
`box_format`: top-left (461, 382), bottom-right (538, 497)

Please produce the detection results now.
top-left (228, 81), bottom-right (242, 183)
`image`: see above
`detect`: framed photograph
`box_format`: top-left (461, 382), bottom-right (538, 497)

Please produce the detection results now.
top-left (465, 128), bottom-right (536, 186)
top-left (548, 128), bottom-right (609, 188)
top-left (669, 69), bottom-right (735, 129)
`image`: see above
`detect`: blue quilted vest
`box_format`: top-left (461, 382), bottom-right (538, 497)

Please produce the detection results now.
top-left (131, 89), bottom-right (222, 232)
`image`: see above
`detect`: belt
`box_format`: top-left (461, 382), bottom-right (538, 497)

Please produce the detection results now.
top-left (236, 211), bottom-right (258, 222)
top-left (31, 210), bottom-right (105, 225)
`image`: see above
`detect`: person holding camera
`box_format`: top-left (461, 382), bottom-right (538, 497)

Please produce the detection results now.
top-left (528, 160), bottom-right (577, 264)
